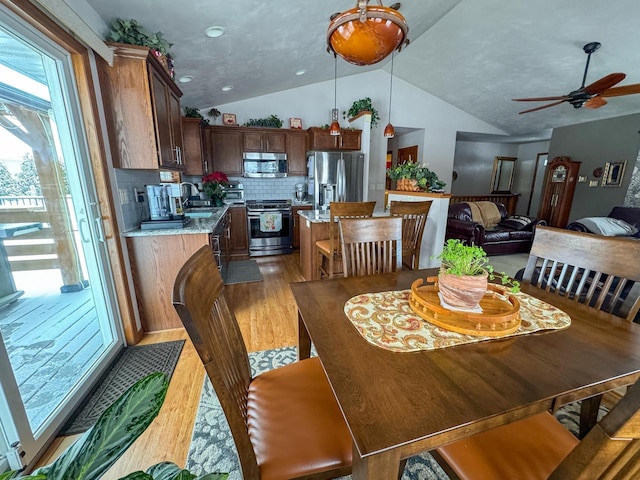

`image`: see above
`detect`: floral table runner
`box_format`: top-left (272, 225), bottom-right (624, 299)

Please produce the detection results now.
top-left (344, 290), bottom-right (571, 352)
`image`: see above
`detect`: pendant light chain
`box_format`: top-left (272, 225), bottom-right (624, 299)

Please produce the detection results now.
top-left (388, 52), bottom-right (394, 123)
top-left (334, 54), bottom-right (338, 111)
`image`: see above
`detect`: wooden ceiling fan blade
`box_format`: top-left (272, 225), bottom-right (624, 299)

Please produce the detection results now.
top-left (584, 97), bottom-right (607, 109)
top-left (599, 83), bottom-right (640, 98)
top-left (584, 72), bottom-right (626, 94)
top-left (512, 96), bottom-right (568, 102)
top-left (518, 100), bottom-right (567, 114)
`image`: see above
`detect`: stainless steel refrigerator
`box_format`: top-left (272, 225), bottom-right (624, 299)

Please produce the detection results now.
top-left (307, 151), bottom-right (365, 210)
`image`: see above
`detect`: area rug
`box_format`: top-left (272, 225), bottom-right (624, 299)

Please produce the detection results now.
top-left (60, 340), bottom-right (185, 435)
top-left (186, 347), bottom-right (606, 479)
top-left (223, 260), bottom-right (263, 285)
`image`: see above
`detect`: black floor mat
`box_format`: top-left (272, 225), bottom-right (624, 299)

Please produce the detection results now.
top-left (60, 340), bottom-right (185, 435)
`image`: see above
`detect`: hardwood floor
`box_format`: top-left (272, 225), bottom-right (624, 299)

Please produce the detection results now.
top-left (35, 252), bottom-right (305, 478)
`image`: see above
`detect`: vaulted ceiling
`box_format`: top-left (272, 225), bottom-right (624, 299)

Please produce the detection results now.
top-left (85, 0), bottom-right (640, 136)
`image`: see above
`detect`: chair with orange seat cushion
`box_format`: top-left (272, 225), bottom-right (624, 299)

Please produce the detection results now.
top-left (389, 200), bottom-right (432, 269)
top-left (316, 201), bottom-right (376, 279)
top-left (172, 246), bottom-right (353, 480)
top-left (432, 376), bottom-right (640, 479)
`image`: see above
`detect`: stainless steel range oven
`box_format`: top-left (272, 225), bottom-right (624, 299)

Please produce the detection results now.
top-left (246, 199), bottom-right (293, 256)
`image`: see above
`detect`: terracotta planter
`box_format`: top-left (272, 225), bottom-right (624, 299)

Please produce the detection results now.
top-left (396, 178), bottom-right (422, 192)
top-left (438, 270), bottom-right (488, 309)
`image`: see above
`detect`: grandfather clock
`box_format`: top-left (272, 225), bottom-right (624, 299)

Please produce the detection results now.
top-left (538, 156), bottom-right (581, 228)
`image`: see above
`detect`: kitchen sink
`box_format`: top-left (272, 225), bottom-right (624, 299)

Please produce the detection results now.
top-left (184, 211), bottom-right (213, 218)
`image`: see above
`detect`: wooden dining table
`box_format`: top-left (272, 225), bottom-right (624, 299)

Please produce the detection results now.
top-left (290, 268), bottom-right (640, 479)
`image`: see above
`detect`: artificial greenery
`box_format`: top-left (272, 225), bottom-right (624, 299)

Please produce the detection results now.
top-left (386, 160), bottom-right (446, 192)
top-left (106, 18), bottom-right (173, 56)
top-left (344, 97), bottom-right (380, 128)
top-left (243, 115), bottom-right (283, 128)
top-left (207, 108), bottom-right (221, 120)
top-left (437, 239), bottom-right (520, 292)
top-left (183, 106), bottom-right (209, 126)
top-left (0, 373), bottom-right (228, 480)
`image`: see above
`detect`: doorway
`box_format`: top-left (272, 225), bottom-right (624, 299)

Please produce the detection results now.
top-left (0, 12), bottom-right (121, 469)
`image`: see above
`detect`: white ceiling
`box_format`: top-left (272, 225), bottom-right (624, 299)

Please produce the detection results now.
top-left (84, 0), bottom-right (640, 137)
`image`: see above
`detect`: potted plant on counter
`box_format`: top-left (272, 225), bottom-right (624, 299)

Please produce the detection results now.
top-left (386, 160), bottom-right (446, 192)
top-left (436, 239), bottom-right (519, 309)
top-left (201, 171), bottom-right (229, 207)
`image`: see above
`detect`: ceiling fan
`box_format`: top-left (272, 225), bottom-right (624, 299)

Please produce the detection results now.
top-left (513, 42), bottom-right (640, 114)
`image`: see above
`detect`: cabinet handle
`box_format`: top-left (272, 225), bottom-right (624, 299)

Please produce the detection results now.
top-left (174, 146), bottom-right (182, 165)
top-left (204, 160), bottom-right (209, 173)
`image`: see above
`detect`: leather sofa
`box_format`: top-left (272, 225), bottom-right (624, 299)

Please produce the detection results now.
top-left (567, 206), bottom-right (640, 238)
top-left (446, 202), bottom-right (547, 255)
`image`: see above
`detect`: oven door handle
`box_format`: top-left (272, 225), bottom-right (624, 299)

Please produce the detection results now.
top-left (247, 209), bottom-right (291, 214)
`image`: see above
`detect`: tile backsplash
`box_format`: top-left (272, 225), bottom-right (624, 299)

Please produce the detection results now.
top-left (114, 169), bottom-right (161, 231)
top-left (182, 174), bottom-right (308, 201)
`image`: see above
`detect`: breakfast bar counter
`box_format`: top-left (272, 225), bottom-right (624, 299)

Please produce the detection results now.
top-left (297, 191), bottom-right (450, 280)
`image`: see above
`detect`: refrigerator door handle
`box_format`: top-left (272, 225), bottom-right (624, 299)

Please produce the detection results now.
top-left (337, 157), bottom-right (346, 201)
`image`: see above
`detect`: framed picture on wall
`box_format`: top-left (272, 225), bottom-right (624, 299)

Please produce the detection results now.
top-left (602, 161), bottom-right (626, 187)
top-left (223, 113), bottom-right (237, 125)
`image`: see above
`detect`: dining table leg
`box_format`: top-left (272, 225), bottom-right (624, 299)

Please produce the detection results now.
top-left (297, 312), bottom-right (311, 360)
top-left (352, 444), bottom-right (401, 479)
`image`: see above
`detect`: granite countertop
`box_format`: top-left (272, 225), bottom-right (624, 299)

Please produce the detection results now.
top-left (123, 206), bottom-right (228, 237)
top-left (298, 209), bottom-right (389, 224)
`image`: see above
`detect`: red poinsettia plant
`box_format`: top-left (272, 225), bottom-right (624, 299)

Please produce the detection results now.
top-left (201, 171), bottom-right (229, 201)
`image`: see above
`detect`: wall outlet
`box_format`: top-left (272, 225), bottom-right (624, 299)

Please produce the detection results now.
top-left (118, 188), bottom-right (129, 204)
top-left (134, 188), bottom-right (145, 203)
top-left (589, 180), bottom-right (599, 187)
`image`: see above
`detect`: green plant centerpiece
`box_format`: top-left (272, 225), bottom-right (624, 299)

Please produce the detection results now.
top-left (436, 239), bottom-right (519, 309)
top-left (183, 106), bottom-right (209, 126)
top-left (344, 97), bottom-right (379, 128)
top-left (386, 160), bottom-right (446, 192)
top-left (1, 372), bottom-right (227, 480)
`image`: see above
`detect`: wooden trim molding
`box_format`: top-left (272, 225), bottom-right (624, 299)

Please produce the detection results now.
top-left (2, 0), bottom-right (143, 344)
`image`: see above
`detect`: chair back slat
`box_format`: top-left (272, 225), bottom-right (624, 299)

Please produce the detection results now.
top-left (390, 200), bottom-right (432, 269)
top-left (339, 217), bottom-right (402, 277)
top-left (550, 378), bottom-right (640, 479)
top-left (523, 226), bottom-right (640, 321)
top-left (173, 246), bottom-right (259, 477)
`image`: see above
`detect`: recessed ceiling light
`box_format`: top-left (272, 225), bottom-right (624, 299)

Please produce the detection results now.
top-left (178, 75), bottom-right (193, 83)
top-left (295, 69), bottom-right (306, 76)
top-left (205, 26), bottom-right (225, 38)
top-left (221, 85), bottom-right (233, 92)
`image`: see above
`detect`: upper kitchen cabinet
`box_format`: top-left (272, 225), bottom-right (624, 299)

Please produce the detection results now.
top-left (287, 130), bottom-right (308, 175)
top-left (205, 126), bottom-right (243, 176)
top-left (99, 43), bottom-right (184, 170)
top-left (307, 127), bottom-right (361, 151)
top-left (182, 117), bottom-right (205, 175)
top-left (243, 128), bottom-right (286, 153)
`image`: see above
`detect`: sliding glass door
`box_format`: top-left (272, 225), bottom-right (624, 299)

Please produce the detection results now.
top-left (0, 9), bottom-right (122, 469)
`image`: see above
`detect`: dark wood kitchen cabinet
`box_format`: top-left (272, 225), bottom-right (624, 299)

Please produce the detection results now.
top-left (205, 126), bottom-right (243, 176)
top-left (307, 127), bottom-right (361, 151)
top-left (99, 43), bottom-right (184, 170)
top-left (181, 117), bottom-right (205, 175)
top-left (228, 205), bottom-right (249, 259)
top-left (287, 130), bottom-right (308, 175)
top-left (243, 128), bottom-right (286, 153)
top-left (292, 205), bottom-right (312, 249)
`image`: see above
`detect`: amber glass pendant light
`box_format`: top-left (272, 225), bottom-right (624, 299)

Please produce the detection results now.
top-left (329, 55), bottom-right (341, 136)
top-left (384, 52), bottom-right (395, 138)
top-left (327, 1), bottom-right (409, 66)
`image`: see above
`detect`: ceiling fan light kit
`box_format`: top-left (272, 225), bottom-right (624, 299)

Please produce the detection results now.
top-left (327, 0), bottom-right (409, 66)
top-left (513, 41), bottom-right (640, 114)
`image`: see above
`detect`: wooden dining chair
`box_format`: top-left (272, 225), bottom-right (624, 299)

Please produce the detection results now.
top-left (338, 216), bottom-right (403, 277)
top-left (172, 246), bottom-right (353, 480)
top-left (389, 200), bottom-right (432, 269)
top-left (432, 376), bottom-right (640, 480)
top-left (316, 201), bottom-right (376, 279)
top-left (519, 225), bottom-right (640, 438)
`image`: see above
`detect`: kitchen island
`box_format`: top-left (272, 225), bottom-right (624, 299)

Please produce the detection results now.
top-left (123, 206), bottom-right (228, 332)
top-left (297, 191), bottom-right (451, 281)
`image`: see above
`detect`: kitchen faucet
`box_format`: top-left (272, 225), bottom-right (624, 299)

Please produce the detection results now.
top-left (180, 182), bottom-right (199, 208)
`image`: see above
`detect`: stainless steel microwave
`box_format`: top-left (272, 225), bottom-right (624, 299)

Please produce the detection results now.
top-left (243, 152), bottom-right (287, 178)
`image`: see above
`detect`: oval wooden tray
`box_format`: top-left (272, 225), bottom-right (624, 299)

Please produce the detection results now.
top-left (409, 277), bottom-right (521, 337)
